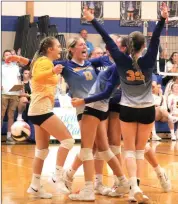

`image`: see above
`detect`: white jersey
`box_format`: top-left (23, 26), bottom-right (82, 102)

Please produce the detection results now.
top-left (168, 94), bottom-right (178, 115)
top-left (153, 94), bottom-right (163, 106)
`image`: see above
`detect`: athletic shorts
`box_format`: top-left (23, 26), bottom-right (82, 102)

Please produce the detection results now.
top-left (109, 103), bottom-right (120, 113)
top-left (77, 113), bottom-right (83, 122)
top-left (83, 106), bottom-right (109, 121)
top-left (28, 112), bottom-right (54, 126)
top-left (119, 105), bottom-right (155, 124)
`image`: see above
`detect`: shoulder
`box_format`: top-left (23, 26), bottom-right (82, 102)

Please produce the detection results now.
top-left (35, 56), bottom-right (53, 67)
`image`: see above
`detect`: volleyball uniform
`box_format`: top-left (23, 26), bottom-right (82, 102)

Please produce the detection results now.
top-left (90, 55), bottom-right (122, 113)
top-left (153, 94), bottom-right (163, 107)
top-left (28, 56), bottom-right (58, 125)
top-left (91, 16), bottom-right (165, 124)
top-left (82, 64), bottom-right (120, 120)
top-left (53, 60), bottom-right (98, 117)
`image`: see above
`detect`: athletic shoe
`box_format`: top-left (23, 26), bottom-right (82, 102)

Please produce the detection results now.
top-left (27, 185), bottom-right (52, 199)
top-left (6, 137), bottom-right (16, 145)
top-left (171, 134), bottom-right (176, 141)
top-left (109, 181), bottom-right (129, 197)
top-left (63, 170), bottom-right (73, 193)
top-left (94, 183), bottom-right (111, 196)
top-left (69, 187), bottom-right (95, 201)
top-left (50, 173), bottom-right (70, 194)
top-left (128, 189), bottom-right (149, 203)
top-left (130, 186), bottom-right (144, 203)
top-left (152, 134), bottom-right (162, 141)
top-left (157, 169), bottom-right (171, 192)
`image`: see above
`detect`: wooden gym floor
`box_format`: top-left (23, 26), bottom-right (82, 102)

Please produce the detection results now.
top-left (2, 140), bottom-right (178, 204)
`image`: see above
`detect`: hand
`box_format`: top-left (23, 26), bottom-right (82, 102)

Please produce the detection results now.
top-left (160, 2), bottom-right (169, 19)
top-left (83, 6), bottom-right (94, 22)
top-left (5, 55), bottom-right (20, 63)
top-left (52, 64), bottom-right (64, 75)
top-left (71, 98), bottom-right (85, 107)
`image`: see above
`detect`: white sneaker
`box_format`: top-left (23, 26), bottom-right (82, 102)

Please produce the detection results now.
top-left (63, 170), bottom-right (73, 193)
top-left (109, 181), bottom-right (129, 197)
top-left (108, 186), bottom-right (124, 197)
top-left (128, 189), bottom-right (149, 203)
top-left (130, 186), bottom-right (144, 203)
top-left (27, 185), bottom-right (52, 199)
top-left (171, 134), bottom-right (176, 141)
top-left (50, 174), bottom-right (70, 194)
top-left (157, 169), bottom-right (171, 192)
top-left (69, 188), bottom-right (95, 201)
top-left (6, 137), bottom-right (16, 145)
top-left (152, 134), bottom-right (162, 141)
top-left (94, 183), bottom-right (111, 196)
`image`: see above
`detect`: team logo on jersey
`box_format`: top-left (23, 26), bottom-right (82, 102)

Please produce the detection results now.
top-left (73, 66), bottom-right (93, 72)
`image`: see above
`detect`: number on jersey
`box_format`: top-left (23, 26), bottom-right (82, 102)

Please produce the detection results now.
top-left (83, 71), bottom-right (93, 80)
top-left (126, 70), bottom-right (145, 81)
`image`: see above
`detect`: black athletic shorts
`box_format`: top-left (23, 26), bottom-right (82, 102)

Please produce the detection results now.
top-left (109, 103), bottom-right (120, 113)
top-left (83, 106), bottom-right (109, 121)
top-left (77, 113), bottom-right (83, 122)
top-left (28, 112), bottom-right (54, 126)
top-left (119, 105), bottom-right (155, 124)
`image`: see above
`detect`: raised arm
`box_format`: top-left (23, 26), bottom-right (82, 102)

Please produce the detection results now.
top-left (143, 3), bottom-right (168, 66)
top-left (83, 7), bottom-right (125, 64)
top-left (5, 55), bottom-right (31, 66)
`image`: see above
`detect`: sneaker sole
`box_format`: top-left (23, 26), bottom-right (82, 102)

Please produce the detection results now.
top-left (27, 188), bottom-right (52, 199)
top-left (48, 178), bottom-right (70, 194)
top-left (69, 195), bottom-right (95, 201)
top-left (134, 191), bottom-right (143, 203)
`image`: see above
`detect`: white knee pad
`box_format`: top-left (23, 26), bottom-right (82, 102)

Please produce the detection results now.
top-left (98, 149), bottom-right (115, 162)
top-left (60, 138), bottom-right (75, 150)
top-left (136, 150), bottom-right (145, 160)
top-left (94, 150), bottom-right (103, 160)
top-left (35, 148), bottom-right (49, 160)
top-left (144, 143), bottom-right (151, 154)
top-left (110, 145), bottom-right (121, 155)
top-left (124, 150), bottom-right (136, 159)
top-left (79, 148), bottom-right (93, 161)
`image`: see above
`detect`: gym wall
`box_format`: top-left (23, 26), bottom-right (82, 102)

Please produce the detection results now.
top-left (2, 2), bottom-right (178, 56)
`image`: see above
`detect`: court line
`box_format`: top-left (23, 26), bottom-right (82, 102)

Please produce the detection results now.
top-left (2, 161), bottom-right (32, 169)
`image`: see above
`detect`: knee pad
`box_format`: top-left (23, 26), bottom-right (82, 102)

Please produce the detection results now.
top-left (124, 150), bottom-right (136, 159)
top-left (110, 145), bottom-right (121, 155)
top-left (98, 149), bottom-right (115, 162)
top-left (60, 138), bottom-right (75, 150)
top-left (35, 148), bottom-right (49, 160)
top-left (144, 143), bottom-right (151, 154)
top-left (79, 148), bottom-right (93, 161)
top-left (94, 150), bottom-right (103, 160)
top-left (136, 150), bottom-right (145, 160)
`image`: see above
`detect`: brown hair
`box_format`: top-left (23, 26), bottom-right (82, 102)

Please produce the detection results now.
top-left (128, 31), bottom-right (145, 71)
top-left (30, 36), bottom-right (56, 76)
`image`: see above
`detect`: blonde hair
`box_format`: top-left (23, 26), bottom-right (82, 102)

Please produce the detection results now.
top-left (67, 37), bottom-right (83, 60)
top-left (30, 36), bottom-right (56, 76)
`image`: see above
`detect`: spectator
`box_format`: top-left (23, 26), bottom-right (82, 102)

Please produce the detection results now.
top-left (90, 47), bottom-right (104, 59)
top-left (1, 50), bottom-right (22, 144)
top-left (167, 83), bottom-right (178, 140)
top-left (17, 68), bottom-right (31, 121)
top-left (159, 49), bottom-right (168, 72)
top-left (80, 29), bottom-right (94, 55)
top-left (166, 52), bottom-right (178, 73)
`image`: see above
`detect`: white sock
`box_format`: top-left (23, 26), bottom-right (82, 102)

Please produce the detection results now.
top-left (117, 175), bottom-right (127, 185)
top-left (154, 165), bottom-right (162, 175)
top-left (95, 174), bottom-right (102, 185)
top-left (55, 165), bottom-right (63, 178)
top-left (170, 129), bottom-right (175, 137)
top-left (17, 113), bottom-right (23, 120)
top-left (31, 174), bottom-right (41, 189)
top-left (85, 181), bottom-right (93, 190)
top-left (67, 167), bottom-right (76, 178)
top-left (7, 132), bottom-right (11, 139)
top-left (129, 177), bottom-right (138, 188)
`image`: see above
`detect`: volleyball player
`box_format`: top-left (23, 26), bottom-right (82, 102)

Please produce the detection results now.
top-left (83, 3), bottom-right (169, 202)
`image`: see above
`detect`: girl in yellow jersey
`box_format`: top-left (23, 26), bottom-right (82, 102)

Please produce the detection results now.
top-left (27, 37), bottom-right (75, 198)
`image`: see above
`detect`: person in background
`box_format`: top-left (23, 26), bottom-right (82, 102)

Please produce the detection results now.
top-left (1, 50), bottom-right (22, 145)
top-left (166, 52), bottom-right (178, 73)
top-left (80, 29), bottom-right (94, 55)
top-left (90, 47), bottom-right (104, 59)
